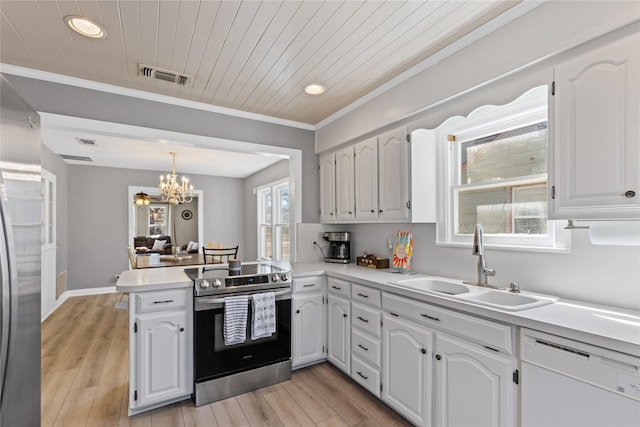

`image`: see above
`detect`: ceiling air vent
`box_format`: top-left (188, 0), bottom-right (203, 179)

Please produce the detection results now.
top-left (138, 64), bottom-right (191, 86)
top-left (76, 137), bottom-right (96, 146)
top-left (60, 154), bottom-right (93, 162)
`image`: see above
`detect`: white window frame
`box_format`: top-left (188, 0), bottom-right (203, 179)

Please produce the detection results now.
top-left (257, 178), bottom-right (290, 260)
top-left (437, 86), bottom-right (569, 252)
top-left (41, 168), bottom-right (56, 249)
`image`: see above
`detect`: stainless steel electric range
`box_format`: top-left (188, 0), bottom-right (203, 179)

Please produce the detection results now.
top-left (184, 263), bottom-right (292, 406)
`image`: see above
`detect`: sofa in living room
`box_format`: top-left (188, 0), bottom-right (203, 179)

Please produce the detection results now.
top-left (180, 241), bottom-right (200, 254)
top-left (134, 235), bottom-right (173, 254)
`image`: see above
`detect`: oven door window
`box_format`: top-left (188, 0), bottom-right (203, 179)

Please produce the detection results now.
top-left (195, 298), bottom-right (291, 382)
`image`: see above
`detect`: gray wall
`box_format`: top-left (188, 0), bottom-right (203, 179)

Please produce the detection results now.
top-left (243, 160), bottom-right (290, 261)
top-left (316, 1), bottom-right (639, 150)
top-left (67, 165), bottom-right (243, 290)
top-left (2, 74), bottom-right (319, 224)
top-left (173, 200), bottom-right (198, 247)
top-left (41, 145), bottom-right (68, 283)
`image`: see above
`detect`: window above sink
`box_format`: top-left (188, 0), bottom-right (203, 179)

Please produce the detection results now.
top-left (436, 85), bottom-right (570, 252)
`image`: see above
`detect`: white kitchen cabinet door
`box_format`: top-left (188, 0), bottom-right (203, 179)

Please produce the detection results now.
top-left (335, 146), bottom-right (356, 221)
top-left (327, 294), bottom-right (351, 374)
top-left (135, 310), bottom-right (189, 408)
top-left (434, 333), bottom-right (515, 427)
top-left (378, 127), bottom-right (410, 221)
top-left (292, 293), bottom-right (325, 368)
top-left (319, 152), bottom-right (336, 222)
top-left (354, 137), bottom-right (379, 220)
top-left (382, 314), bottom-right (433, 427)
top-left (550, 32), bottom-right (640, 219)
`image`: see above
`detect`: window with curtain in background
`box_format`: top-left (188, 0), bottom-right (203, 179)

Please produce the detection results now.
top-left (257, 179), bottom-right (289, 260)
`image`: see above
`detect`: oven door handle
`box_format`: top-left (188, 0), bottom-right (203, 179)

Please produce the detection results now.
top-left (197, 289), bottom-right (292, 305)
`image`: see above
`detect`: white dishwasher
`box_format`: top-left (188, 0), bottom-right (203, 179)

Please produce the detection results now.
top-left (521, 329), bottom-right (640, 427)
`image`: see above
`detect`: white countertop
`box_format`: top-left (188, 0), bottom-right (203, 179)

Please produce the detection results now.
top-left (115, 261), bottom-right (640, 357)
top-left (291, 262), bottom-right (640, 357)
top-left (117, 266), bottom-right (193, 291)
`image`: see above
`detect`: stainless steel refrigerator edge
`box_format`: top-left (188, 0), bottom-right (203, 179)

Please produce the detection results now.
top-left (0, 75), bottom-right (42, 427)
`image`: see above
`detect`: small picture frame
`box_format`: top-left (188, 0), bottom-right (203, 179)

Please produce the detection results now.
top-left (181, 209), bottom-right (193, 220)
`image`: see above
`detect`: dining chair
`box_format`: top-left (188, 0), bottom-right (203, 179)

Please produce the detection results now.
top-left (202, 246), bottom-right (238, 264)
top-left (127, 246), bottom-right (138, 270)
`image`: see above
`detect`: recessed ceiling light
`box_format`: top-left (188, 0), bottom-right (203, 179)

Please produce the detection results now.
top-left (304, 84), bottom-right (326, 95)
top-left (64, 16), bottom-right (107, 39)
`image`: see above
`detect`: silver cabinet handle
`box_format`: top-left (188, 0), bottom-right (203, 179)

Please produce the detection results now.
top-left (303, 284), bottom-right (315, 288)
top-left (153, 299), bottom-right (174, 304)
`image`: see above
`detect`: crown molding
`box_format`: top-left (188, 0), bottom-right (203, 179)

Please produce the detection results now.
top-left (0, 63), bottom-right (315, 131)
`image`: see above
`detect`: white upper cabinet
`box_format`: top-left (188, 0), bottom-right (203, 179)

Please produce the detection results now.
top-left (354, 137), bottom-right (379, 220)
top-left (378, 127), bottom-right (410, 221)
top-left (319, 152), bottom-right (336, 222)
top-left (335, 146), bottom-right (356, 221)
top-left (320, 126), bottom-right (418, 224)
top-left (550, 33), bottom-right (640, 219)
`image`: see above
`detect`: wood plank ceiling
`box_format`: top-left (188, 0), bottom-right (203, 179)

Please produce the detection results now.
top-left (0, 0), bottom-right (519, 125)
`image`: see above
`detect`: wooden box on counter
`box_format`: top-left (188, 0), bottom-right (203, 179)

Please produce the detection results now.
top-left (357, 256), bottom-right (390, 269)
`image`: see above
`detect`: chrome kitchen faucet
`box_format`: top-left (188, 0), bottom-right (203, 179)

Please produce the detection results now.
top-left (467, 224), bottom-right (496, 287)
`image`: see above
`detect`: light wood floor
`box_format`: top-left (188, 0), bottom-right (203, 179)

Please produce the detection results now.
top-left (42, 293), bottom-right (411, 427)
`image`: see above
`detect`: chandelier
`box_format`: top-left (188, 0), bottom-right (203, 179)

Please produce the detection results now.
top-left (134, 191), bottom-right (150, 205)
top-left (159, 152), bottom-right (193, 205)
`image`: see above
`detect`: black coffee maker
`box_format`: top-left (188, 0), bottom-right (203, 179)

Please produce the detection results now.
top-left (323, 232), bottom-right (351, 264)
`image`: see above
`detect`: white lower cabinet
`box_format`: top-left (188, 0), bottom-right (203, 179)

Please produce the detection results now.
top-left (292, 290), bottom-right (325, 368)
top-left (382, 291), bottom-right (516, 426)
top-left (382, 314), bottom-right (433, 426)
top-left (129, 288), bottom-right (192, 415)
top-left (327, 293), bottom-right (350, 374)
top-left (434, 333), bottom-right (515, 427)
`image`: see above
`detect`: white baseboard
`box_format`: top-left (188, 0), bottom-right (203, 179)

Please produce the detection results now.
top-left (41, 286), bottom-right (117, 322)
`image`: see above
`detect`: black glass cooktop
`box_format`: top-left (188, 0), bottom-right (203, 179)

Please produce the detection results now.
top-left (184, 263), bottom-right (288, 281)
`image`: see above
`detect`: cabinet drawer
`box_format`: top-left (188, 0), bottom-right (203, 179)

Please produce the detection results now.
top-left (351, 283), bottom-right (381, 308)
top-left (327, 278), bottom-right (350, 298)
top-left (352, 302), bottom-right (381, 338)
top-left (134, 289), bottom-right (189, 314)
top-left (382, 293), bottom-right (513, 354)
top-left (352, 328), bottom-right (381, 368)
top-left (293, 276), bottom-right (325, 294)
top-left (351, 356), bottom-right (381, 398)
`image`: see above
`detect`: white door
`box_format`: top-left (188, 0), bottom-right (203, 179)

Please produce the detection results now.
top-left (434, 333), bottom-right (514, 427)
top-left (382, 314), bottom-right (433, 426)
top-left (293, 293), bottom-right (325, 367)
top-left (136, 311), bottom-right (188, 407)
top-left (378, 127), bottom-right (410, 221)
top-left (550, 32), bottom-right (640, 219)
top-left (319, 152), bottom-right (336, 222)
top-left (354, 137), bottom-right (379, 220)
top-left (335, 146), bottom-right (355, 221)
top-left (327, 294), bottom-right (350, 374)
top-left (41, 169), bottom-right (56, 319)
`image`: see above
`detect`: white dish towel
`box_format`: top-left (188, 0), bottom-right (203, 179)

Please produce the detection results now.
top-left (223, 295), bottom-right (248, 345)
top-left (252, 292), bottom-right (276, 340)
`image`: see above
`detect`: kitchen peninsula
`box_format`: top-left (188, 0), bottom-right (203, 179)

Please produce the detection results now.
top-left (117, 261), bottom-right (640, 425)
